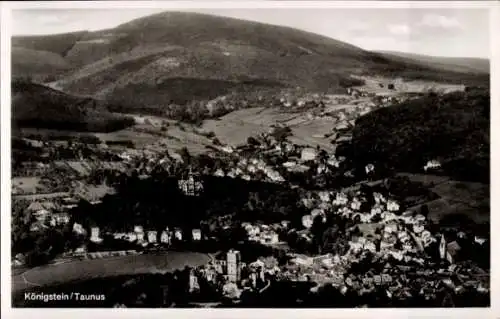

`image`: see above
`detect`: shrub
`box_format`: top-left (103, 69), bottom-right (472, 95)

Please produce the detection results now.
top-left (205, 131), bottom-right (216, 139)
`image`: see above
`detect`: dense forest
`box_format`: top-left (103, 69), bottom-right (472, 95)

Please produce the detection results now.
top-left (70, 172), bottom-right (308, 234)
top-left (349, 88), bottom-right (489, 182)
top-left (12, 80), bottom-right (135, 132)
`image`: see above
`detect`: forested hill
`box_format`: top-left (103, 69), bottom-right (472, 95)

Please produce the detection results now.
top-left (350, 87), bottom-right (489, 182)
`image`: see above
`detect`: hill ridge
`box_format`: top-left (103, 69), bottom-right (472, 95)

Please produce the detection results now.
top-left (11, 11), bottom-right (489, 120)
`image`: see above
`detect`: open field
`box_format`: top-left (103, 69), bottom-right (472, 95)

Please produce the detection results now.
top-left (203, 107), bottom-right (338, 150)
top-left (12, 177), bottom-right (44, 194)
top-left (12, 251), bottom-right (210, 293)
top-left (351, 75), bottom-right (466, 95)
top-left (12, 192), bottom-right (70, 201)
top-left (401, 174), bottom-right (489, 224)
top-left (418, 199), bottom-right (489, 224)
top-left (396, 173), bottom-right (451, 187)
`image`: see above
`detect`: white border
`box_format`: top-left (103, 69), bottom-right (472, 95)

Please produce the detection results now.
top-left (1, 1), bottom-right (499, 319)
top-left (2, 1), bottom-right (498, 9)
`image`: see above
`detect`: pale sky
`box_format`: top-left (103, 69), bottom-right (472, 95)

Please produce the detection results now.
top-left (11, 8), bottom-right (490, 58)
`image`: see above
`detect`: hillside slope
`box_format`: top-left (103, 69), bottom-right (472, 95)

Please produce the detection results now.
top-left (12, 12), bottom-right (489, 110)
top-left (12, 47), bottom-right (72, 82)
top-left (12, 31), bottom-right (89, 56)
top-left (12, 80), bottom-right (134, 132)
top-left (350, 88), bottom-right (489, 182)
top-left (376, 51), bottom-right (490, 74)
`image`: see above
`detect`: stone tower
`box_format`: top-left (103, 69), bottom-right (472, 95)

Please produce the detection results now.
top-left (227, 249), bottom-right (241, 283)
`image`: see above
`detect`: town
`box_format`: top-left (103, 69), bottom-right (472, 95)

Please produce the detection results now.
top-left (8, 6), bottom-right (492, 310)
top-left (11, 83), bottom-right (490, 308)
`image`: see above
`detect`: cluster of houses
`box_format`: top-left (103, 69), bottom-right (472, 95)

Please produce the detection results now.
top-left (299, 186), bottom-right (478, 264)
top-left (67, 223), bottom-right (204, 254)
top-left (110, 226), bottom-right (202, 246)
top-left (213, 152), bottom-right (286, 183)
top-left (25, 200), bottom-right (71, 232)
top-left (241, 221), bottom-right (291, 245)
top-left (188, 250), bottom-right (281, 300)
top-left (209, 131), bottom-right (351, 186)
top-left (274, 181), bottom-right (490, 296)
top-left (282, 248), bottom-right (488, 301)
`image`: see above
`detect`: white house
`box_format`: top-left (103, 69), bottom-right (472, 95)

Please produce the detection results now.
top-left (221, 145), bottom-right (234, 154)
top-left (126, 232), bottom-right (137, 242)
top-left (380, 240), bottom-right (395, 250)
top-left (247, 165), bottom-right (257, 173)
top-left (301, 148), bottom-right (318, 162)
top-left (174, 228), bottom-right (183, 241)
top-left (291, 255), bottom-right (314, 266)
top-left (327, 157), bottom-right (341, 168)
top-left (119, 152), bottom-right (132, 161)
top-left (269, 233), bottom-right (279, 244)
top-left (90, 227), bottom-right (103, 243)
top-left (160, 230), bottom-right (171, 244)
top-left (350, 199), bottom-right (361, 211)
top-left (384, 223), bottom-right (399, 234)
top-left (373, 192), bottom-right (387, 204)
top-left (386, 200), bottom-right (400, 212)
top-left (301, 215), bottom-right (313, 229)
top-left (317, 164), bottom-right (328, 174)
top-left (134, 225), bottom-right (144, 233)
top-left (74, 245), bottom-right (87, 254)
top-left (318, 191), bottom-right (331, 203)
top-left (214, 169), bottom-right (225, 177)
top-left (27, 201), bottom-right (52, 222)
top-left (52, 212), bottom-right (70, 225)
top-left (189, 271), bottom-right (200, 293)
top-left (283, 161), bottom-right (297, 168)
top-left (412, 225), bottom-right (425, 234)
top-left (267, 170), bottom-right (285, 182)
top-left (192, 229), bottom-right (202, 241)
top-left (73, 223), bottom-right (86, 236)
top-left (365, 164), bottom-right (375, 175)
top-left (475, 236), bottom-right (487, 245)
top-left (147, 231), bottom-right (157, 243)
top-left (397, 231), bottom-right (411, 243)
top-left (370, 206), bottom-right (383, 216)
top-left (364, 241), bottom-right (377, 252)
top-left (424, 160), bottom-right (441, 172)
top-left (134, 225), bottom-right (145, 242)
top-left (349, 241), bottom-right (364, 252)
top-left (415, 214), bottom-right (426, 223)
top-left (389, 250), bottom-right (404, 261)
top-left (333, 192), bottom-right (349, 206)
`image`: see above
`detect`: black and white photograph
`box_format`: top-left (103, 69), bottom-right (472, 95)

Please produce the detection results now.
top-left (1, 0), bottom-right (496, 313)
